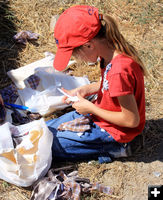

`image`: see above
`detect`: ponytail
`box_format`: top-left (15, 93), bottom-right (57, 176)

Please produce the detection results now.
top-left (96, 14), bottom-right (148, 77)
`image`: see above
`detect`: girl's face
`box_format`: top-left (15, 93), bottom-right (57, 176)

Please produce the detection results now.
top-left (72, 41), bottom-right (98, 63)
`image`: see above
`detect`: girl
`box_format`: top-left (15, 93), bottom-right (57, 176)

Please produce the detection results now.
top-left (46, 5), bottom-right (147, 163)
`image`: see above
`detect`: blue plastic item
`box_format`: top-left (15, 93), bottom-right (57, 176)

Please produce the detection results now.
top-left (4, 102), bottom-right (37, 113)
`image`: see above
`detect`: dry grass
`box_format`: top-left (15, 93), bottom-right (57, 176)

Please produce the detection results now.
top-left (0, 0), bottom-right (163, 199)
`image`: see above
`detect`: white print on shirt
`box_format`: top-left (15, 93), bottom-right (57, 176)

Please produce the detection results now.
top-left (102, 63), bottom-right (112, 93)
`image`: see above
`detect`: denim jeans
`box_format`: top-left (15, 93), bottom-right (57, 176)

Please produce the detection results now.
top-left (46, 111), bottom-right (130, 163)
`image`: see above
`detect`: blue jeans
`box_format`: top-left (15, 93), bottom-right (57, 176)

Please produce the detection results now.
top-left (46, 111), bottom-right (130, 163)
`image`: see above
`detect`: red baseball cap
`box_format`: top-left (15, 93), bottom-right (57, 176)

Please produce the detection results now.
top-left (53, 5), bottom-right (101, 71)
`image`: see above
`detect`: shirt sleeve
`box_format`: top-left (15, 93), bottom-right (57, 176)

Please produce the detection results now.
top-left (108, 73), bottom-right (135, 97)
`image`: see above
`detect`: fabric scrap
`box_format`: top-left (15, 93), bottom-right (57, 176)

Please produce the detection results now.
top-left (0, 84), bottom-right (18, 124)
top-left (13, 30), bottom-right (39, 44)
top-left (0, 84), bottom-right (18, 104)
top-left (11, 108), bottom-right (31, 125)
top-left (0, 84), bottom-right (42, 125)
top-left (30, 169), bottom-right (112, 200)
top-left (24, 74), bottom-right (40, 90)
top-left (57, 116), bottom-right (91, 132)
top-left (27, 111), bottom-right (42, 121)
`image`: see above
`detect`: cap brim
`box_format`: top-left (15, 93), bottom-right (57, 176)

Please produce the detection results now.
top-left (53, 48), bottom-right (73, 71)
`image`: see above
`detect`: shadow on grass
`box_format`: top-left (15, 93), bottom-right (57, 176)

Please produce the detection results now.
top-left (0, 0), bottom-right (20, 89)
top-left (118, 118), bottom-right (163, 163)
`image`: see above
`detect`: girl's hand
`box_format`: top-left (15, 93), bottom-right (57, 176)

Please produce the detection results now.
top-left (0, 95), bottom-right (4, 105)
top-left (62, 82), bottom-right (101, 104)
top-left (72, 92), bottom-right (95, 115)
top-left (62, 87), bottom-right (87, 104)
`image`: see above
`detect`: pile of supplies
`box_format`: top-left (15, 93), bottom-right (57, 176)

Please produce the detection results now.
top-left (0, 54), bottom-right (113, 199)
top-left (0, 54), bottom-right (88, 185)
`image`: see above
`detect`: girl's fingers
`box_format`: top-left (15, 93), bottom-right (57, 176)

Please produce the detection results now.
top-left (62, 95), bottom-right (68, 103)
top-left (61, 88), bottom-right (72, 104)
top-left (62, 96), bottom-right (73, 104)
top-left (62, 87), bottom-right (79, 97)
top-left (61, 87), bottom-right (72, 95)
top-left (76, 92), bottom-right (83, 100)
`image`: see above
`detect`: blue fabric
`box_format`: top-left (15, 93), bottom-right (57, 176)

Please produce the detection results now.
top-left (46, 111), bottom-right (129, 163)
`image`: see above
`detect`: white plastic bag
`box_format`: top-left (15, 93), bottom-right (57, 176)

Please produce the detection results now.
top-left (7, 54), bottom-right (76, 89)
top-left (7, 55), bottom-right (90, 116)
top-left (0, 118), bottom-right (53, 187)
top-left (17, 67), bottom-right (90, 115)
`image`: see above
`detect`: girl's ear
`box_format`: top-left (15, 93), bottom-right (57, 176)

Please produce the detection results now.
top-left (83, 41), bottom-right (94, 50)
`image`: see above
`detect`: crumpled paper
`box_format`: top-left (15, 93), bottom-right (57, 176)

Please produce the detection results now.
top-left (13, 30), bottom-right (39, 44)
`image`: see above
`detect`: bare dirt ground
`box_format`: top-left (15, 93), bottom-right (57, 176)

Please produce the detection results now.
top-left (0, 0), bottom-right (162, 199)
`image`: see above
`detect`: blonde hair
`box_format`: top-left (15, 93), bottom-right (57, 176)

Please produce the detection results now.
top-left (96, 14), bottom-right (148, 77)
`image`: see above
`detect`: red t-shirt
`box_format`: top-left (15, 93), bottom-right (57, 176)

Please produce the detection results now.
top-left (91, 54), bottom-right (145, 143)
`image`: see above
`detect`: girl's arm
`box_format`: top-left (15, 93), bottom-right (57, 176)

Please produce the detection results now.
top-left (73, 93), bottom-right (140, 128)
top-left (79, 81), bottom-right (101, 97)
top-left (62, 81), bottom-right (101, 103)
